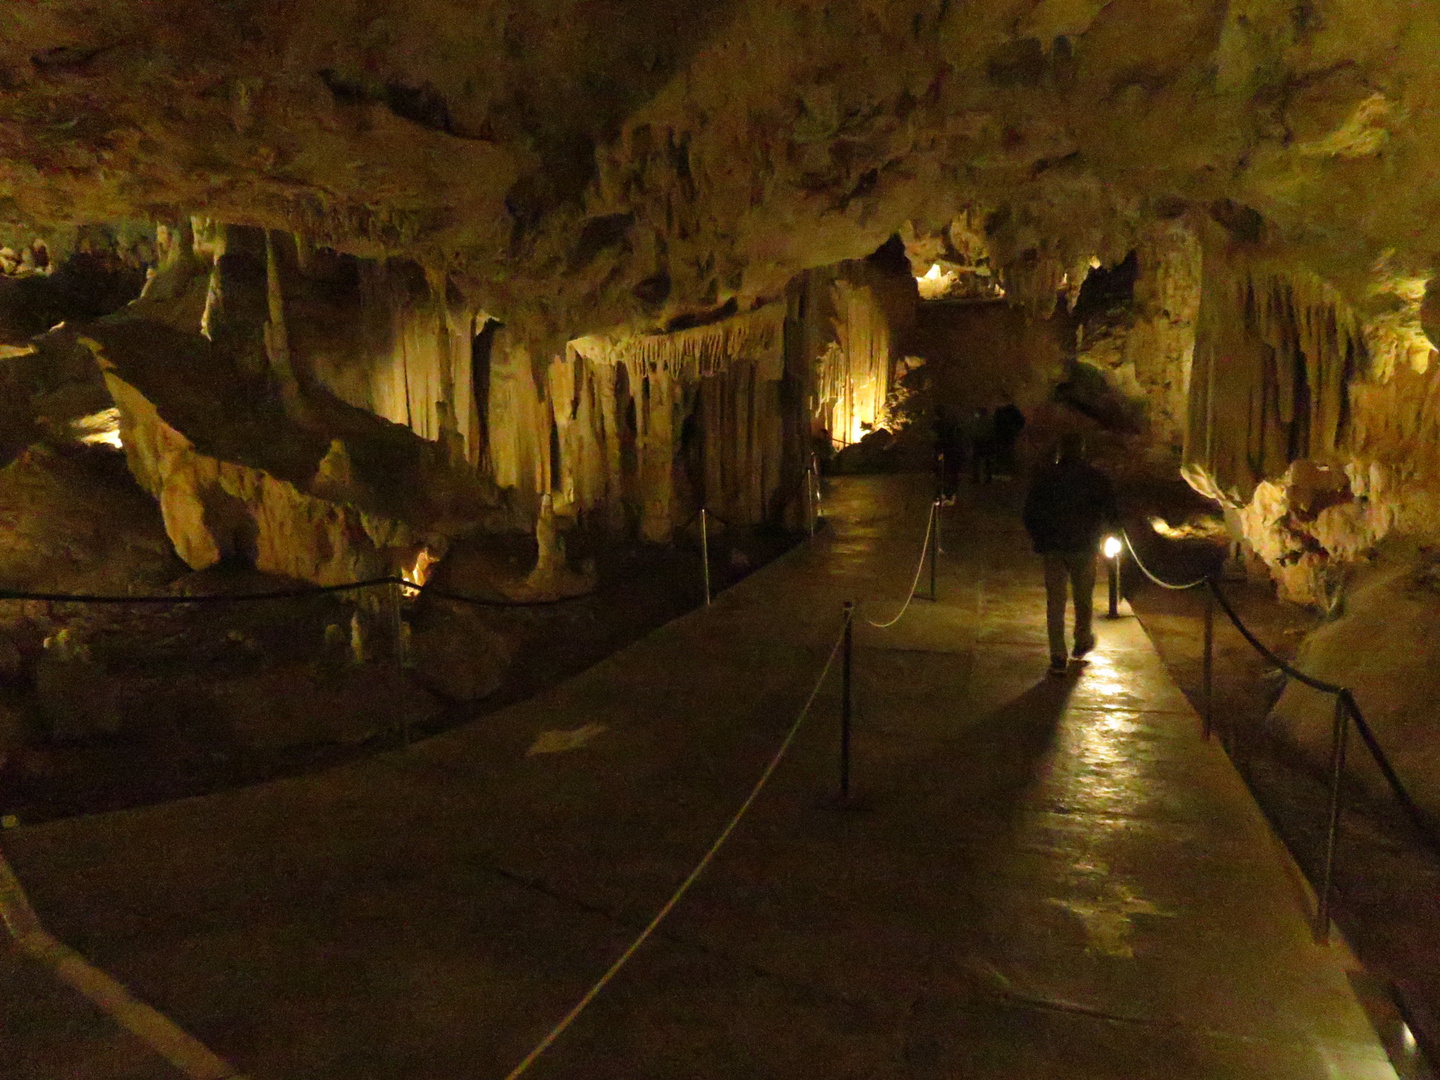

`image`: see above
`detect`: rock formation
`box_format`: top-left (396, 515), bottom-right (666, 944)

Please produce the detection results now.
top-left (4, 2), bottom-right (1440, 763)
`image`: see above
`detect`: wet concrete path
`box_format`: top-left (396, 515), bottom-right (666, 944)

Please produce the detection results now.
top-left (1, 474), bottom-right (1397, 1079)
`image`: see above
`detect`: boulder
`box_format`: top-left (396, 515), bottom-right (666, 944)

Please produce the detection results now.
top-left (1268, 543), bottom-right (1440, 823)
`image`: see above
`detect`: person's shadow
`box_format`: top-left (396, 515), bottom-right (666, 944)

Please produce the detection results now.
top-left (933, 672), bottom-right (1079, 834)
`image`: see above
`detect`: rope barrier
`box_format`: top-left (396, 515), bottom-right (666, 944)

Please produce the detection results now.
top-left (1203, 578), bottom-right (1345, 695)
top-left (1118, 529), bottom-right (1208, 591)
top-left (418, 584), bottom-right (607, 610)
top-left (1344, 700), bottom-right (1440, 858)
top-left (1118, 527), bottom-right (1440, 858)
top-left (865, 501), bottom-right (935, 629)
top-left (500, 620), bottom-right (849, 1080)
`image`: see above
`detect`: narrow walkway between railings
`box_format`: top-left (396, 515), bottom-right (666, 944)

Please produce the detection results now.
top-left (0, 474), bottom-right (1401, 1079)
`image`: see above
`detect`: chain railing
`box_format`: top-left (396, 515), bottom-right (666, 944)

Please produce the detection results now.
top-left (1118, 528), bottom-right (1440, 943)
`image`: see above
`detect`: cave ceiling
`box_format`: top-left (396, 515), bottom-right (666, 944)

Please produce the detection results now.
top-left (2, 0), bottom-right (1437, 344)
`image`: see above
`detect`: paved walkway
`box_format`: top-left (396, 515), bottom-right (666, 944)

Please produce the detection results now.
top-left (1, 474), bottom-right (1397, 1079)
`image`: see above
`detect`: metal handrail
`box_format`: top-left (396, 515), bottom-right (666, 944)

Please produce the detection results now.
top-left (1118, 528), bottom-right (1440, 942)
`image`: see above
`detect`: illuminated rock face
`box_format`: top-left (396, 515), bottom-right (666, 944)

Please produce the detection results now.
top-left (1074, 221), bottom-right (1201, 460)
top-left (3, 1), bottom-right (1439, 340)
top-left (3, 1), bottom-right (1440, 598)
top-left (1179, 215), bottom-right (1440, 603)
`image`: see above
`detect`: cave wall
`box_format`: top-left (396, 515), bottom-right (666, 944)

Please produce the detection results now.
top-left (0, 215), bottom-right (825, 565)
top-left (802, 253), bottom-right (918, 446)
top-left (911, 299), bottom-right (1069, 415)
top-left (1182, 217), bottom-right (1440, 603)
top-left (1074, 222), bottom-right (1201, 455)
top-left (561, 304), bottom-right (796, 540)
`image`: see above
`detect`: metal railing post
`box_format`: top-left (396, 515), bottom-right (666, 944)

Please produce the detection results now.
top-left (391, 579), bottom-right (412, 746)
top-left (700, 508), bottom-right (712, 606)
top-left (1316, 690), bottom-right (1351, 944)
top-left (807, 468), bottom-right (816, 537)
top-left (1202, 584), bottom-right (1215, 740)
top-left (929, 501), bottom-right (939, 601)
top-left (841, 601), bottom-right (854, 800)
top-left (1107, 552), bottom-right (1119, 618)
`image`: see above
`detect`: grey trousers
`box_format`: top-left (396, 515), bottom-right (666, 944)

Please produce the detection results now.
top-left (1043, 551), bottom-right (1097, 662)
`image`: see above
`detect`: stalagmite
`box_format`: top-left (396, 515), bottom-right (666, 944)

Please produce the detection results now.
top-left (263, 230), bottom-right (304, 414)
top-left (486, 328), bottom-right (548, 505)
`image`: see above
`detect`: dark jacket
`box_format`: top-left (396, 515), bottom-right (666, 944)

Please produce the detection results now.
top-left (1022, 459), bottom-right (1119, 554)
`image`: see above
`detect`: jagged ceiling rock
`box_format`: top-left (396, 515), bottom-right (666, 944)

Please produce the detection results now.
top-left (3, 1), bottom-right (1439, 340)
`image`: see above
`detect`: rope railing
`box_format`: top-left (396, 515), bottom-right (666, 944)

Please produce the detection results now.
top-left (1117, 526), bottom-right (1440, 941)
top-left (864, 500), bottom-right (937, 629)
top-left (0, 578), bottom-right (403, 605)
top-left (500, 617), bottom-right (849, 1079)
top-left (1203, 576), bottom-right (1346, 695)
top-left (1119, 530), bottom-right (1209, 591)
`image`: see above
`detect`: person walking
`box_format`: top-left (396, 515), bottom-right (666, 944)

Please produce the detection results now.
top-left (1021, 432), bottom-right (1119, 676)
top-left (966, 406), bottom-right (996, 484)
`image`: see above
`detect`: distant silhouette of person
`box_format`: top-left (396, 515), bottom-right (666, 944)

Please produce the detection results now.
top-left (965, 406), bottom-right (995, 484)
top-left (1022, 432), bottom-right (1118, 675)
top-left (933, 405), bottom-right (962, 503)
top-left (992, 402), bottom-right (1026, 479)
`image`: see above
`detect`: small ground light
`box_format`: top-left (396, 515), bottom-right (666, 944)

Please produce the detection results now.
top-left (1103, 535), bottom-right (1122, 617)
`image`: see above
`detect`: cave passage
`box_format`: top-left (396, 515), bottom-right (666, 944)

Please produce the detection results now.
top-left (6, 3), bottom-right (1440, 1075)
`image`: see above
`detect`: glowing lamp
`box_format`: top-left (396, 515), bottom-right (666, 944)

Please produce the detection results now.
top-left (1103, 535), bottom-right (1122, 619)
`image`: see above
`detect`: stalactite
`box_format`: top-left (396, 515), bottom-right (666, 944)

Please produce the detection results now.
top-left (568, 304), bottom-right (784, 379)
top-left (344, 262), bottom-right (479, 461)
top-left (636, 364), bottom-right (683, 542)
top-left (1184, 228), bottom-right (1367, 506)
top-left (486, 328), bottom-right (548, 503)
top-left (594, 366), bottom-right (626, 531)
top-left (263, 230), bottom-right (303, 415)
top-left (699, 359), bottom-right (784, 526)
top-left (548, 303), bottom-right (801, 539)
top-left (813, 278), bottom-right (892, 446)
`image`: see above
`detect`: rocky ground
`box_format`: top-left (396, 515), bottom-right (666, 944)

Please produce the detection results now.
top-left (0, 438), bottom-right (800, 825)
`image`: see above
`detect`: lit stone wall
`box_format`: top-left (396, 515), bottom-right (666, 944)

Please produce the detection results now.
top-left (1182, 220), bottom-right (1440, 602)
top-left (806, 259), bottom-right (918, 447)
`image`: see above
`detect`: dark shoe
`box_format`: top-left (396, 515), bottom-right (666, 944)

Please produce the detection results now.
top-left (1072, 638), bottom-right (1095, 660)
top-left (1048, 658), bottom-right (1068, 677)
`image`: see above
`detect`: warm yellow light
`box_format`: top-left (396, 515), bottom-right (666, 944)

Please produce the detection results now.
top-left (403, 548), bottom-right (438, 586)
top-left (923, 263), bottom-right (942, 280)
top-left (1103, 535), bottom-right (1122, 559)
top-left (74, 407), bottom-right (123, 448)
